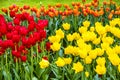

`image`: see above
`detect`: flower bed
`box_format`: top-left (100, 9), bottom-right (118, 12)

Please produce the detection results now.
top-left (0, 0), bottom-right (120, 80)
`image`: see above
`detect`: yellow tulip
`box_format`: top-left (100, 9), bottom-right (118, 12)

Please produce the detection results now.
top-left (72, 62), bottom-right (84, 73)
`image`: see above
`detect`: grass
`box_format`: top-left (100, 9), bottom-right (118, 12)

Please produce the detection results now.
top-left (0, 0), bottom-right (120, 13)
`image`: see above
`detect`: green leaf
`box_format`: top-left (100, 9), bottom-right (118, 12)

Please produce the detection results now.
top-left (2, 70), bottom-right (7, 79)
top-left (51, 65), bottom-right (61, 79)
top-left (72, 73), bottom-right (81, 80)
top-left (58, 49), bottom-right (63, 57)
top-left (50, 78), bottom-right (59, 80)
top-left (43, 74), bottom-right (49, 80)
top-left (32, 77), bottom-right (38, 80)
top-left (93, 74), bottom-right (100, 80)
top-left (12, 68), bottom-right (20, 80)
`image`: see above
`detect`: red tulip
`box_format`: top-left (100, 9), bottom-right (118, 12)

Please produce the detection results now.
top-left (6, 32), bottom-right (13, 40)
top-left (10, 10), bottom-right (16, 18)
top-left (43, 56), bottom-right (48, 60)
top-left (0, 26), bottom-right (7, 35)
top-left (46, 42), bottom-right (51, 51)
top-left (22, 37), bottom-right (28, 46)
top-left (28, 22), bottom-right (35, 32)
top-left (20, 27), bottom-right (28, 36)
top-left (18, 45), bottom-right (25, 51)
top-left (12, 34), bottom-right (20, 43)
top-left (39, 30), bottom-right (46, 41)
top-left (0, 39), bottom-right (3, 47)
top-left (21, 56), bottom-right (27, 62)
top-left (14, 18), bottom-right (20, 25)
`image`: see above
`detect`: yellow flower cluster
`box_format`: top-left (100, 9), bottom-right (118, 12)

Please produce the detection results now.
top-left (55, 57), bottom-right (72, 67)
top-left (48, 18), bottom-right (120, 74)
top-left (48, 29), bottom-right (64, 51)
top-left (95, 57), bottom-right (106, 75)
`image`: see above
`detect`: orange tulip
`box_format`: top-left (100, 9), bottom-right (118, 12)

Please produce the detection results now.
top-left (99, 9), bottom-right (104, 16)
top-left (68, 9), bottom-right (73, 15)
top-left (93, 10), bottom-right (99, 17)
top-left (36, 12), bottom-right (40, 18)
top-left (20, 7), bottom-right (23, 12)
top-left (64, 4), bottom-right (69, 9)
top-left (59, 10), bottom-right (62, 15)
top-left (40, 6), bottom-right (45, 12)
top-left (82, 0), bottom-right (86, 3)
top-left (106, 7), bottom-right (110, 12)
top-left (54, 10), bottom-right (58, 16)
top-left (103, 1), bottom-right (107, 5)
top-left (48, 11), bottom-right (54, 18)
top-left (108, 13), bottom-right (113, 20)
top-left (56, 3), bottom-right (62, 8)
top-left (49, 7), bottom-right (55, 12)
top-left (13, 8), bottom-right (18, 12)
top-left (119, 11), bottom-right (120, 15)
top-left (44, 10), bottom-right (49, 15)
top-left (31, 7), bottom-right (38, 13)
top-left (115, 11), bottom-right (119, 15)
top-left (1, 8), bottom-right (8, 14)
top-left (76, 2), bottom-right (80, 7)
top-left (62, 16), bottom-right (66, 20)
top-left (23, 5), bottom-right (30, 10)
top-left (91, 1), bottom-right (94, 6)
top-left (72, 2), bottom-right (76, 6)
top-left (94, 2), bottom-right (98, 8)
top-left (85, 3), bottom-right (91, 7)
top-left (73, 8), bottom-right (80, 16)
top-left (94, 0), bottom-right (98, 3)
top-left (48, 4), bottom-right (52, 8)
top-left (9, 5), bottom-right (14, 10)
top-left (83, 11), bottom-right (87, 16)
top-left (116, 6), bottom-right (120, 11)
top-left (111, 10), bottom-right (114, 14)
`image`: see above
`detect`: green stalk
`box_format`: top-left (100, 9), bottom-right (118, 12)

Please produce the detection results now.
top-left (74, 16), bottom-right (77, 32)
top-left (31, 46), bottom-right (33, 79)
top-left (0, 56), bottom-right (3, 80)
top-left (36, 43), bottom-right (39, 63)
top-left (5, 51), bottom-right (10, 80)
top-left (15, 59), bottom-right (19, 80)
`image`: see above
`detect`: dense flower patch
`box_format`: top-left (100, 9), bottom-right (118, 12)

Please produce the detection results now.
top-left (0, 0), bottom-right (120, 80)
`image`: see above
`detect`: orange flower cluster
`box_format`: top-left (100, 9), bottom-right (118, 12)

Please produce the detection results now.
top-left (1, 0), bottom-right (120, 20)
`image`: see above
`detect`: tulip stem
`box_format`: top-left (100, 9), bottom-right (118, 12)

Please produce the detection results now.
top-left (74, 16), bottom-right (78, 32)
top-left (36, 43), bottom-right (38, 63)
top-left (5, 50), bottom-right (11, 80)
top-left (31, 46), bottom-right (33, 79)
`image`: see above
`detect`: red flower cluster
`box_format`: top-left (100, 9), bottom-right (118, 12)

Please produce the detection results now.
top-left (0, 12), bottom-right (50, 62)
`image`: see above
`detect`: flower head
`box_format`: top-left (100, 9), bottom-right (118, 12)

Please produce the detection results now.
top-left (63, 57), bottom-right (72, 65)
top-left (56, 29), bottom-right (64, 39)
top-left (95, 65), bottom-right (106, 75)
top-left (62, 23), bottom-right (70, 30)
top-left (83, 20), bottom-right (90, 27)
top-left (85, 71), bottom-right (89, 77)
top-left (55, 57), bottom-right (65, 67)
top-left (72, 62), bottom-right (84, 73)
top-left (39, 58), bottom-right (49, 69)
top-left (51, 42), bottom-right (61, 51)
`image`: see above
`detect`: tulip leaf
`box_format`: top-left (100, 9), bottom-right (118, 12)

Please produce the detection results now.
top-left (32, 77), bottom-right (38, 80)
top-left (58, 49), bottom-right (63, 57)
top-left (51, 65), bottom-right (62, 79)
top-left (12, 68), bottom-right (20, 80)
top-left (93, 74), bottom-right (100, 80)
top-left (50, 78), bottom-right (59, 80)
top-left (2, 70), bottom-right (7, 79)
